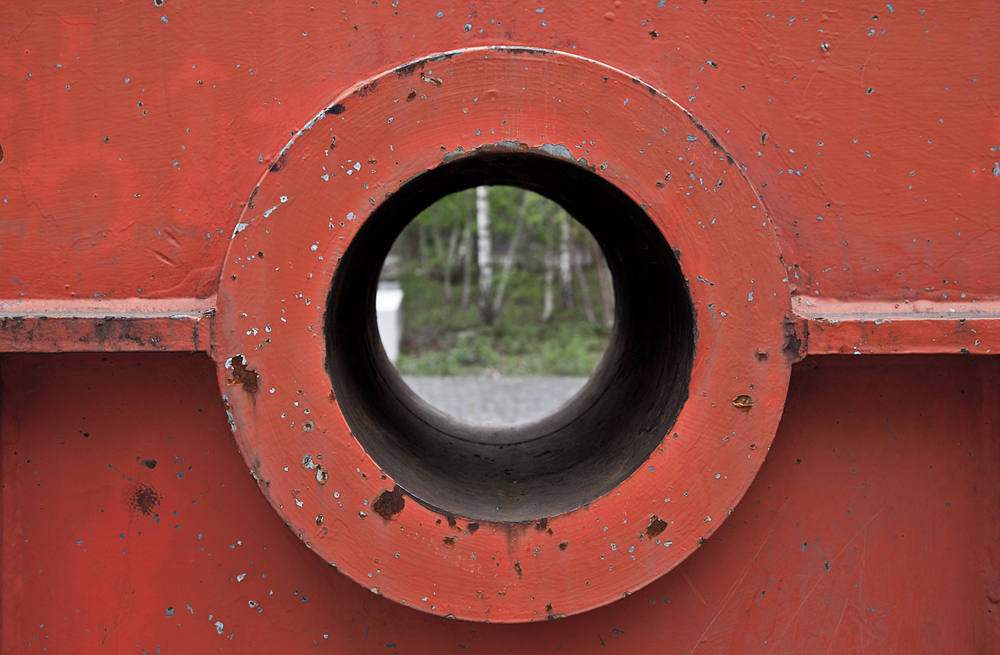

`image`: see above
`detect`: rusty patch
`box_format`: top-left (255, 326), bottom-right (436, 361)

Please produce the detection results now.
top-left (327, 389), bottom-right (336, 402)
top-left (420, 71), bottom-right (443, 86)
top-left (140, 459), bottom-right (157, 469)
top-left (227, 355), bottom-right (258, 393)
top-left (558, 542), bottom-right (568, 550)
top-left (447, 515), bottom-right (457, 528)
top-left (514, 561), bottom-right (523, 579)
top-left (731, 395), bottom-right (754, 412)
top-left (545, 603), bottom-right (553, 613)
top-left (467, 522), bottom-right (479, 533)
top-left (372, 486), bottom-right (405, 519)
top-left (355, 80), bottom-right (379, 98)
top-left (406, 89), bottom-right (416, 101)
top-left (130, 483), bottom-right (160, 516)
top-left (326, 103), bottom-right (346, 115)
top-left (784, 317), bottom-right (806, 361)
top-left (535, 517), bottom-right (548, 531)
top-left (645, 515), bottom-right (668, 538)
top-left (442, 536), bottom-right (456, 547)
top-left (268, 154), bottom-right (287, 173)
top-left (395, 60), bottom-right (426, 78)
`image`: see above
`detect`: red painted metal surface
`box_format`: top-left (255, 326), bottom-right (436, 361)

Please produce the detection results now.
top-left (1, 0), bottom-right (999, 651)
top-left (213, 47), bottom-right (795, 621)
top-left (1, 353), bottom-right (997, 652)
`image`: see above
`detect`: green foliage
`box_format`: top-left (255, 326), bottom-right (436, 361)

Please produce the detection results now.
top-left (393, 266), bottom-right (610, 377)
top-left (388, 185), bottom-right (611, 377)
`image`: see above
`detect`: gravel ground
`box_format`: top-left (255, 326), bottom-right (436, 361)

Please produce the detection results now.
top-left (401, 376), bottom-right (588, 425)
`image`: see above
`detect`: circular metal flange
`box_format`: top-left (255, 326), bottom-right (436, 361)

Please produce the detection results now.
top-left (213, 47), bottom-right (794, 622)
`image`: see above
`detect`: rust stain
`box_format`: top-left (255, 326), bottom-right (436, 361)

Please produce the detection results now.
top-left (467, 522), bottom-right (479, 533)
top-left (784, 317), bottom-right (807, 362)
top-left (732, 395), bottom-right (754, 413)
top-left (327, 389), bottom-right (336, 402)
top-left (513, 561), bottom-right (523, 579)
top-left (645, 515), bottom-right (668, 538)
top-left (372, 485), bottom-right (406, 519)
top-left (130, 483), bottom-right (160, 516)
top-left (558, 542), bottom-right (569, 550)
top-left (442, 536), bottom-right (456, 547)
top-left (227, 355), bottom-right (258, 393)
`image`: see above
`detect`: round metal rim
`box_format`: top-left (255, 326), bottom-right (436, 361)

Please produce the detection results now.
top-left (213, 46), bottom-right (793, 622)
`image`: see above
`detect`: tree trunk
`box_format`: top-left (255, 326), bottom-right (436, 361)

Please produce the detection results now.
top-left (417, 223), bottom-right (431, 279)
top-left (573, 246), bottom-right (596, 324)
top-left (430, 207), bottom-right (445, 275)
top-left (443, 228), bottom-right (459, 303)
top-left (591, 235), bottom-right (614, 329)
top-left (542, 211), bottom-right (555, 323)
top-left (459, 208), bottom-right (473, 309)
top-left (492, 192), bottom-right (529, 316)
top-left (559, 213), bottom-right (573, 308)
top-left (476, 185), bottom-right (494, 325)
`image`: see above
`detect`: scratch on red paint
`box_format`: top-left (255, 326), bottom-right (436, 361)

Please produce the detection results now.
top-left (679, 567), bottom-right (709, 607)
top-left (767, 504), bottom-right (887, 655)
top-left (690, 498), bottom-right (792, 654)
top-left (826, 599), bottom-right (850, 655)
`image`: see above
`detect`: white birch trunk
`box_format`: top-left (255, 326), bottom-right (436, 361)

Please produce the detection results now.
top-left (559, 213), bottom-right (573, 309)
top-left (476, 185), bottom-right (494, 324)
top-left (542, 212), bottom-right (555, 322)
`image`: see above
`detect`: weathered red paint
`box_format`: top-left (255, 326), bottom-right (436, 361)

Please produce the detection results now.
top-left (1, 353), bottom-right (997, 652)
top-left (1, 0), bottom-right (998, 650)
top-left (214, 47), bottom-right (794, 621)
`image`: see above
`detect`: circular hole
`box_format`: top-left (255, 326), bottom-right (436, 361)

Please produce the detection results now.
top-left (326, 151), bottom-right (694, 522)
top-left (377, 186), bottom-right (614, 426)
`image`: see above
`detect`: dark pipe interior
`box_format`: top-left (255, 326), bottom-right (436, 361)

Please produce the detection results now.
top-left (326, 151), bottom-right (694, 522)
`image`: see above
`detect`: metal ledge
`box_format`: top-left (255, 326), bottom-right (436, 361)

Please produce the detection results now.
top-left (0, 298), bottom-right (215, 353)
top-left (2, 295), bottom-right (998, 356)
top-left (794, 297), bottom-right (1000, 355)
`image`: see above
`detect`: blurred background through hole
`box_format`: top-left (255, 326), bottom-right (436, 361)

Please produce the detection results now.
top-left (377, 185), bottom-right (614, 426)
